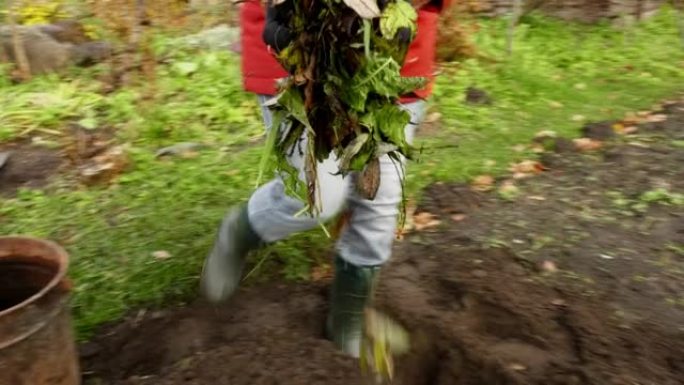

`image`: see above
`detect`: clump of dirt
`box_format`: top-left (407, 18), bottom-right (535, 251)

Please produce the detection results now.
top-left (0, 142), bottom-right (62, 196)
top-left (82, 284), bottom-right (365, 385)
top-left (82, 101), bottom-right (684, 385)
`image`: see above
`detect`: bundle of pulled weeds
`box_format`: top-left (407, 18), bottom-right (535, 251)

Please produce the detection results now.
top-left (259, 0), bottom-right (425, 214)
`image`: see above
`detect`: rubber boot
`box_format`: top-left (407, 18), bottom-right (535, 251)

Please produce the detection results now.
top-left (327, 256), bottom-right (379, 358)
top-left (201, 205), bottom-right (262, 303)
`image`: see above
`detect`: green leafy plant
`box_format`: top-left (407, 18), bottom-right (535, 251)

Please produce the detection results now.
top-left (260, 0), bottom-right (424, 214)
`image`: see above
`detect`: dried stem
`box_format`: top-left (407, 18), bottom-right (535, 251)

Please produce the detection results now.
top-left (506, 0), bottom-right (523, 56)
top-left (8, 1), bottom-right (31, 80)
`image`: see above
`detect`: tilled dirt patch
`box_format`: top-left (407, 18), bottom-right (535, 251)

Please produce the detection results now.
top-left (83, 102), bottom-right (684, 385)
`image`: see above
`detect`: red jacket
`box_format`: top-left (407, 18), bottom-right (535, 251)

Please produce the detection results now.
top-left (240, 1), bottom-right (448, 99)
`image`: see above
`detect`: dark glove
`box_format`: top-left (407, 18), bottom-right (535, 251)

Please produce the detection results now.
top-left (262, 1), bottom-right (294, 53)
top-left (395, 27), bottom-right (412, 45)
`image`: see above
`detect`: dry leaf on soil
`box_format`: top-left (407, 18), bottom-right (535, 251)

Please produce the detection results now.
top-left (471, 175), bottom-right (495, 191)
top-left (573, 138), bottom-right (603, 152)
top-left (451, 214), bottom-right (467, 222)
top-left (413, 212), bottom-right (442, 231)
top-left (542, 260), bottom-right (558, 273)
top-left (510, 160), bottom-right (545, 179)
top-left (645, 114), bottom-right (667, 123)
top-left (622, 126), bottom-right (638, 134)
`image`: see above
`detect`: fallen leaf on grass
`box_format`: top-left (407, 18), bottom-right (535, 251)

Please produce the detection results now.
top-left (484, 159), bottom-right (496, 168)
top-left (413, 212), bottom-right (442, 231)
top-left (530, 143), bottom-right (546, 154)
top-left (573, 138), bottom-right (603, 152)
top-left (152, 250), bottom-right (172, 260)
top-left (512, 144), bottom-right (527, 153)
top-left (471, 175), bottom-right (495, 192)
top-left (622, 113), bottom-right (642, 126)
top-left (534, 130), bottom-right (557, 139)
top-left (571, 114), bottom-right (586, 122)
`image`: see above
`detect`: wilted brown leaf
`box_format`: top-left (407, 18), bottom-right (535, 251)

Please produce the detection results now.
top-left (472, 175), bottom-right (495, 192)
top-left (357, 158), bottom-right (381, 200)
top-left (510, 160), bottom-right (545, 179)
top-left (573, 138), bottom-right (603, 152)
top-left (413, 212), bottom-right (442, 231)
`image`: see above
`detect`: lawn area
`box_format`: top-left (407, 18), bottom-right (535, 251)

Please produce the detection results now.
top-left (1, 8), bottom-right (683, 338)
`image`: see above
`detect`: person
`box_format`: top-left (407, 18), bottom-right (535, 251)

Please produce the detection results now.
top-left (201, 0), bottom-right (451, 358)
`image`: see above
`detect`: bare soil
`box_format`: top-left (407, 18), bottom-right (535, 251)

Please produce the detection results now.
top-left (82, 101), bottom-right (684, 385)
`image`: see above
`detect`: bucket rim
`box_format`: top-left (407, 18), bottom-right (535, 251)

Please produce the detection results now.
top-left (0, 236), bottom-right (69, 318)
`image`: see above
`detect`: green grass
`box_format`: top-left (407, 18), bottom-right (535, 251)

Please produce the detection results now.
top-left (1, 8), bottom-right (683, 338)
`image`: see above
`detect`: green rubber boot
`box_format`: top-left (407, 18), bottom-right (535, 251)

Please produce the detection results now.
top-left (326, 256), bottom-right (379, 358)
top-left (200, 205), bottom-right (262, 303)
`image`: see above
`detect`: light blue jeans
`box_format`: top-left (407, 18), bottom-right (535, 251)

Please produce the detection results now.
top-left (247, 95), bottom-right (426, 266)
